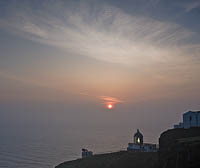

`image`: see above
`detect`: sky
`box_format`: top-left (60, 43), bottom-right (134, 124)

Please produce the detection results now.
top-left (0, 0), bottom-right (200, 142)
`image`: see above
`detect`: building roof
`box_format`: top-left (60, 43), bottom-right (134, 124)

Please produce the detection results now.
top-left (134, 129), bottom-right (143, 137)
top-left (184, 111), bottom-right (200, 115)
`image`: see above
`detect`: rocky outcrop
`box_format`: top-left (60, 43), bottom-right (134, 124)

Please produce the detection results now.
top-left (158, 128), bottom-right (200, 168)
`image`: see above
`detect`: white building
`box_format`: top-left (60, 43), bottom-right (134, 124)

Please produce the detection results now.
top-left (174, 111), bottom-right (200, 129)
top-left (127, 129), bottom-right (157, 152)
top-left (82, 148), bottom-right (93, 158)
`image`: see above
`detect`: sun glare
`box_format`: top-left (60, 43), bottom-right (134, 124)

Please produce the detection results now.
top-left (107, 104), bottom-right (113, 109)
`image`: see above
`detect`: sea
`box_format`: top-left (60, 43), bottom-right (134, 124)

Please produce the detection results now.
top-left (0, 124), bottom-right (133, 168)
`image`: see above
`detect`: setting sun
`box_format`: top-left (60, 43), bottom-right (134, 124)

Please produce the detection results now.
top-left (107, 104), bottom-right (113, 109)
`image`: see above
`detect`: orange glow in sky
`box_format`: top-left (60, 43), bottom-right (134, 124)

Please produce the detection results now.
top-left (107, 104), bottom-right (113, 109)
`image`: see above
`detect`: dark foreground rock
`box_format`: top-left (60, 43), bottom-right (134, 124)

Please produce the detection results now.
top-left (159, 127), bottom-right (200, 168)
top-left (55, 151), bottom-right (158, 168)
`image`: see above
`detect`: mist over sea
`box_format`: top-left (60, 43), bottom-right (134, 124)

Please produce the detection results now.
top-left (0, 123), bottom-right (144, 168)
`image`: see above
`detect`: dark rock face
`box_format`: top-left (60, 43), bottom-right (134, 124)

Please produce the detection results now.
top-left (158, 128), bottom-right (200, 168)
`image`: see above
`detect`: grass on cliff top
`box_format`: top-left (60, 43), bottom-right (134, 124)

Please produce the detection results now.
top-left (55, 151), bottom-right (158, 168)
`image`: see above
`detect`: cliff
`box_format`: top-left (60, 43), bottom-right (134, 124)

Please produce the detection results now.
top-left (159, 127), bottom-right (200, 168)
top-left (56, 128), bottom-right (200, 168)
top-left (55, 151), bottom-right (158, 168)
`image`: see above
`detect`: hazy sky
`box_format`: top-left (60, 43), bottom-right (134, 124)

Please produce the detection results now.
top-left (0, 0), bottom-right (200, 142)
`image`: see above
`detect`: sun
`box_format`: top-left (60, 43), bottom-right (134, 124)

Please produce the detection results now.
top-left (107, 104), bottom-right (113, 109)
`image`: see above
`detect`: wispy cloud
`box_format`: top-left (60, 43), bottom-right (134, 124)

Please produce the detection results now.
top-left (99, 96), bottom-right (125, 105)
top-left (0, 0), bottom-right (199, 67)
top-left (182, 1), bottom-right (200, 12)
top-left (79, 93), bottom-right (124, 105)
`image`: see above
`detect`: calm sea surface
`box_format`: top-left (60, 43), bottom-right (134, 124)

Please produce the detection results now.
top-left (0, 124), bottom-right (131, 168)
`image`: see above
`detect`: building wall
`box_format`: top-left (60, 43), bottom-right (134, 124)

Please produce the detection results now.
top-left (127, 143), bottom-right (157, 152)
top-left (143, 144), bottom-right (157, 152)
top-left (174, 122), bottom-right (184, 128)
top-left (198, 112), bottom-right (200, 127)
top-left (82, 149), bottom-right (93, 158)
top-left (183, 112), bottom-right (192, 128)
top-left (174, 111), bottom-right (200, 129)
top-left (183, 111), bottom-right (200, 128)
top-left (127, 143), bottom-right (141, 151)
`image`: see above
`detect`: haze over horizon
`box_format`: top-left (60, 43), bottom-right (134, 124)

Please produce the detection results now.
top-left (0, 0), bottom-right (200, 143)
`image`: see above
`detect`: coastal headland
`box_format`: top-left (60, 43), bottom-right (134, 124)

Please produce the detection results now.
top-left (56, 127), bottom-right (200, 168)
